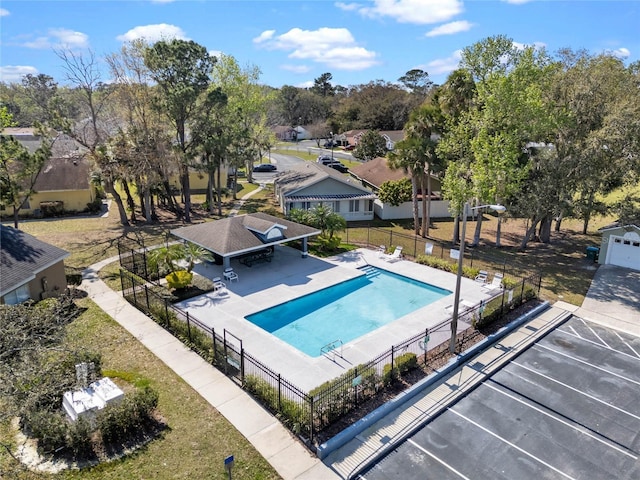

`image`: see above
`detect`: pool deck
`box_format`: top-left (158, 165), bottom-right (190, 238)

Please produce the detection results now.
top-left (176, 247), bottom-right (503, 392)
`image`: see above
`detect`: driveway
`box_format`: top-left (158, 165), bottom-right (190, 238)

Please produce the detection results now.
top-left (578, 264), bottom-right (640, 329)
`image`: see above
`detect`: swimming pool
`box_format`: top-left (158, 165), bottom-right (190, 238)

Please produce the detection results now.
top-left (245, 266), bottom-right (451, 357)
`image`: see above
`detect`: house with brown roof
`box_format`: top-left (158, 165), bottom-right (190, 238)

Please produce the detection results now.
top-left (0, 224), bottom-right (69, 304)
top-left (349, 157), bottom-right (450, 220)
top-left (274, 162), bottom-right (376, 222)
top-left (1, 128), bottom-right (97, 217)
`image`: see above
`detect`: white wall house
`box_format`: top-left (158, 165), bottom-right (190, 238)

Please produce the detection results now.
top-left (599, 224), bottom-right (640, 271)
top-left (349, 156), bottom-right (450, 220)
top-left (274, 163), bottom-right (376, 222)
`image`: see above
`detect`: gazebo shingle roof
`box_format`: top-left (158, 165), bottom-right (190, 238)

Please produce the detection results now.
top-left (171, 212), bottom-right (320, 257)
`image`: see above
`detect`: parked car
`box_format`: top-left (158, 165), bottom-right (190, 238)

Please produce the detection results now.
top-left (343, 144), bottom-right (355, 151)
top-left (317, 155), bottom-right (333, 165)
top-left (253, 164), bottom-right (277, 172)
top-left (327, 161), bottom-right (349, 173)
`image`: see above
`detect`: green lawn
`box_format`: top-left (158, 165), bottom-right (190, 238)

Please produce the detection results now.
top-left (0, 298), bottom-right (280, 479)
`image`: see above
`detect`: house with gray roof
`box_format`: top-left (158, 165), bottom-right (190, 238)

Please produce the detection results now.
top-left (274, 162), bottom-right (377, 221)
top-left (598, 222), bottom-right (640, 271)
top-left (171, 212), bottom-right (320, 269)
top-left (0, 225), bottom-right (70, 305)
top-left (1, 128), bottom-right (96, 218)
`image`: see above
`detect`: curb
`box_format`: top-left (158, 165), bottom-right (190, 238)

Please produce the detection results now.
top-left (317, 300), bottom-right (551, 460)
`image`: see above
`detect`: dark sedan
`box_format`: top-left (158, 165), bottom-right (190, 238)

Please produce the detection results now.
top-left (253, 164), bottom-right (277, 172)
top-left (327, 162), bottom-right (349, 173)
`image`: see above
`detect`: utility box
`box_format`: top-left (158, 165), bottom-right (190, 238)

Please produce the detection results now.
top-left (586, 246), bottom-right (600, 262)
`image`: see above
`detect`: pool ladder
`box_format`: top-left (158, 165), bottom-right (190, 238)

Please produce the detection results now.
top-left (321, 339), bottom-right (344, 360)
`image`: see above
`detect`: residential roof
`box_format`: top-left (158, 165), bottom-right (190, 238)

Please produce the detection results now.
top-left (171, 212), bottom-right (321, 257)
top-left (349, 156), bottom-right (408, 188)
top-left (599, 223), bottom-right (640, 233)
top-left (276, 162), bottom-right (375, 199)
top-left (0, 225), bottom-right (70, 296)
top-left (34, 156), bottom-right (91, 191)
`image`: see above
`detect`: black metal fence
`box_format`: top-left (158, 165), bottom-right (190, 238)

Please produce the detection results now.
top-left (344, 226), bottom-right (528, 277)
top-left (116, 233), bottom-right (541, 449)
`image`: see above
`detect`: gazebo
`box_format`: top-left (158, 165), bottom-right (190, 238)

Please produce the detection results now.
top-left (171, 212), bottom-right (321, 269)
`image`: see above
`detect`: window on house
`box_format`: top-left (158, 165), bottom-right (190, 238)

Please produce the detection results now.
top-left (349, 200), bottom-right (360, 212)
top-left (368, 200), bottom-right (374, 212)
top-left (333, 201), bottom-right (340, 213)
top-left (2, 284), bottom-right (30, 305)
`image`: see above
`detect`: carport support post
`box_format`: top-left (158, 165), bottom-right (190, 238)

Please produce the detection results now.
top-left (301, 238), bottom-right (309, 258)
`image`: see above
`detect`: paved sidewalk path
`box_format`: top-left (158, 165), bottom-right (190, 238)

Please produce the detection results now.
top-left (228, 183), bottom-right (264, 216)
top-left (80, 259), bottom-right (338, 480)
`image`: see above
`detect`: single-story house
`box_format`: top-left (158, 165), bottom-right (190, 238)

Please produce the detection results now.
top-left (1, 128), bottom-right (96, 217)
top-left (598, 223), bottom-right (640, 271)
top-left (274, 162), bottom-right (377, 222)
top-left (171, 212), bottom-right (320, 269)
top-left (342, 130), bottom-right (404, 150)
top-left (0, 224), bottom-right (70, 305)
top-left (272, 125), bottom-right (297, 142)
top-left (349, 157), bottom-right (450, 220)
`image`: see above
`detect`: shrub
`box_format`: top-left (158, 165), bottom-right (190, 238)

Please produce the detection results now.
top-left (98, 385), bottom-right (159, 445)
top-left (24, 410), bottom-right (68, 454)
top-left (66, 417), bottom-right (93, 456)
top-left (395, 352), bottom-right (418, 374)
top-left (382, 364), bottom-right (398, 387)
top-left (165, 270), bottom-right (193, 290)
top-left (415, 255), bottom-right (479, 279)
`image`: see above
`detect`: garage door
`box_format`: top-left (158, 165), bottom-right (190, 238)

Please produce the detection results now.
top-left (607, 235), bottom-right (640, 271)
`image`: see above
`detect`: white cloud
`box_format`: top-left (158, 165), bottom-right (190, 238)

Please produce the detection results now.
top-left (209, 50), bottom-right (223, 59)
top-left (116, 24), bottom-right (188, 43)
top-left (423, 49), bottom-right (462, 75)
top-left (49, 28), bottom-right (89, 48)
top-left (335, 2), bottom-right (361, 12)
top-left (21, 28), bottom-right (88, 49)
top-left (254, 27), bottom-right (380, 71)
top-left (297, 80), bottom-right (314, 89)
top-left (0, 8), bottom-right (9, 16)
top-left (253, 30), bottom-right (276, 44)
top-left (348, 0), bottom-right (464, 25)
top-left (610, 47), bottom-right (630, 59)
top-left (425, 20), bottom-right (472, 37)
top-left (282, 64), bottom-right (312, 74)
top-left (0, 65), bottom-right (38, 83)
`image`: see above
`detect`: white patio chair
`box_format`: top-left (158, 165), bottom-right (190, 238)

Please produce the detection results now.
top-left (424, 243), bottom-right (434, 255)
top-left (484, 272), bottom-right (504, 290)
top-left (475, 270), bottom-right (489, 284)
top-left (223, 268), bottom-right (238, 282)
top-left (383, 246), bottom-right (403, 262)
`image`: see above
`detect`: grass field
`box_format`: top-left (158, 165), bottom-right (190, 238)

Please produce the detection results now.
top-left (1, 175), bottom-right (618, 476)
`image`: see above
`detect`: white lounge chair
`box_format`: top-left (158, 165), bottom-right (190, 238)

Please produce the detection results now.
top-left (223, 268), bottom-right (238, 282)
top-left (475, 270), bottom-right (489, 283)
top-left (383, 246), bottom-right (403, 262)
top-left (484, 272), bottom-right (504, 290)
top-left (424, 243), bottom-right (434, 255)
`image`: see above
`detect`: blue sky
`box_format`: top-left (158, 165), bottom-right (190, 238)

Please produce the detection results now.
top-left (1, 0), bottom-right (638, 88)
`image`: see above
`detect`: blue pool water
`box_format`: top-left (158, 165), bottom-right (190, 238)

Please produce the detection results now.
top-left (246, 266), bottom-right (451, 357)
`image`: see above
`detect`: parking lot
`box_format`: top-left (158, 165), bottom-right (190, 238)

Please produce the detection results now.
top-left (356, 316), bottom-right (640, 479)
